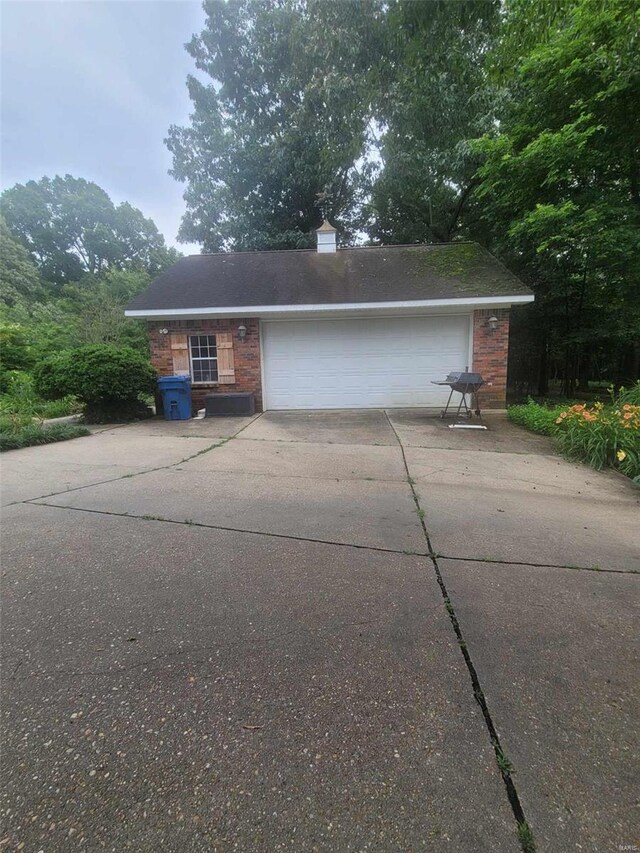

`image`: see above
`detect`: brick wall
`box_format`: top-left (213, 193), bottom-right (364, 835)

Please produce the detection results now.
top-left (148, 318), bottom-right (262, 411)
top-left (472, 308), bottom-right (510, 408)
top-left (148, 311), bottom-right (510, 412)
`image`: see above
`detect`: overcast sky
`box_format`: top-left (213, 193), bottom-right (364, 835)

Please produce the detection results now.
top-left (1, 0), bottom-right (207, 252)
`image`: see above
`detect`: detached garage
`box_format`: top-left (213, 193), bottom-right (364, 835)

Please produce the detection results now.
top-left (126, 223), bottom-right (533, 412)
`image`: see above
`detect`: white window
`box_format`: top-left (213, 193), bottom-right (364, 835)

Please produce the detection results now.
top-left (189, 334), bottom-right (218, 383)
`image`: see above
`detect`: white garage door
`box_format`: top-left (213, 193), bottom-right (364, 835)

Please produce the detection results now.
top-left (262, 315), bottom-right (471, 410)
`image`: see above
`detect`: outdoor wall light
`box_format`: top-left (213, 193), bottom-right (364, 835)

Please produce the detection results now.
top-left (158, 328), bottom-right (169, 335)
top-left (487, 315), bottom-right (499, 332)
top-left (237, 324), bottom-right (247, 341)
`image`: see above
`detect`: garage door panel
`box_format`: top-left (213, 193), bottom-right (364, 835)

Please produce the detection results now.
top-left (263, 316), bottom-right (470, 409)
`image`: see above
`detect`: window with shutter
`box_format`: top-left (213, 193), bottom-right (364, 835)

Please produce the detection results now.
top-left (188, 334), bottom-right (218, 383)
top-left (169, 331), bottom-right (235, 384)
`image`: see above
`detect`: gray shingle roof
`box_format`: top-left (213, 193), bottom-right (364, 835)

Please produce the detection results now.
top-left (126, 242), bottom-right (532, 312)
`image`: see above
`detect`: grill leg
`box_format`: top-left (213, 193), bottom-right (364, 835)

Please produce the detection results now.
top-left (456, 391), bottom-right (470, 419)
top-left (456, 387), bottom-right (472, 418)
top-left (440, 387), bottom-right (455, 419)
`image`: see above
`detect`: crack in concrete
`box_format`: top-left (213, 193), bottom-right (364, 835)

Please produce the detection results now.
top-left (173, 467), bottom-right (406, 485)
top-left (5, 413), bottom-right (265, 508)
top-left (384, 410), bottom-right (536, 852)
top-left (391, 443), bottom-right (556, 457)
top-left (435, 554), bottom-right (639, 576)
top-left (413, 467), bottom-right (615, 495)
top-left (234, 435), bottom-right (398, 448)
top-left (11, 618), bottom-right (391, 682)
top-left (24, 500), bottom-right (429, 559)
top-left (4, 465), bottom-right (187, 509)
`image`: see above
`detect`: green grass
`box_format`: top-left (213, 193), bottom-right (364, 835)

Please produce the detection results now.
top-left (0, 371), bottom-right (81, 422)
top-left (495, 746), bottom-right (514, 775)
top-left (37, 396), bottom-right (82, 418)
top-left (0, 398), bottom-right (81, 433)
top-left (517, 821), bottom-right (536, 852)
top-left (0, 422), bottom-right (90, 452)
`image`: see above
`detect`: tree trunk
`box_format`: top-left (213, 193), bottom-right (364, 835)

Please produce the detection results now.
top-left (537, 343), bottom-right (549, 396)
top-left (577, 346), bottom-right (591, 391)
top-left (563, 343), bottom-right (579, 397)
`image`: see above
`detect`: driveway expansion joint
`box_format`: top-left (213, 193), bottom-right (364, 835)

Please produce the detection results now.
top-left (25, 500), bottom-right (429, 559)
top-left (384, 410), bottom-right (536, 852)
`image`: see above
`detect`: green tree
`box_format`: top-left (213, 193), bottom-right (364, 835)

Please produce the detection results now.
top-left (0, 216), bottom-right (45, 310)
top-left (167, 0), bottom-right (503, 251)
top-left (0, 323), bottom-right (34, 374)
top-left (59, 269), bottom-right (150, 352)
top-left (473, 0), bottom-right (640, 392)
top-left (365, 0), bottom-right (500, 244)
top-left (1, 176), bottom-right (178, 282)
top-left (167, 0), bottom-right (383, 251)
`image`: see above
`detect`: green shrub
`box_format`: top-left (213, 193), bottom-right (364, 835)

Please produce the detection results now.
top-left (509, 386), bottom-right (640, 480)
top-left (507, 399), bottom-right (565, 435)
top-left (0, 423), bottom-right (90, 452)
top-left (32, 354), bottom-right (69, 401)
top-left (34, 344), bottom-right (156, 423)
top-left (82, 398), bottom-right (153, 423)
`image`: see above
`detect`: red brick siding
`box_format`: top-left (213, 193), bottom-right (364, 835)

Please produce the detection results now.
top-left (149, 311), bottom-right (510, 412)
top-left (472, 309), bottom-right (510, 408)
top-left (148, 318), bottom-right (262, 411)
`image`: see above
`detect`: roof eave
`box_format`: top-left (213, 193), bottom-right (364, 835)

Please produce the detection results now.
top-left (125, 294), bottom-right (534, 321)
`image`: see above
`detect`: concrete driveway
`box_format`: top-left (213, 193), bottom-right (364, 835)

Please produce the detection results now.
top-left (1, 410), bottom-right (638, 851)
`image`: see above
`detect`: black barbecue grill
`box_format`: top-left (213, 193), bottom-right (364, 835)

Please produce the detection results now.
top-left (432, 371), bottom-right (484, 419)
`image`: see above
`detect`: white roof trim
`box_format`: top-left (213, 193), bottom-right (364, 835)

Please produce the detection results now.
top-left (125, 294), bottom-right (534, 319)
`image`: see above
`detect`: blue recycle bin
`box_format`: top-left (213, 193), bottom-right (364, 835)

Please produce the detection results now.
top-left (157, 375), bottom-right (192, 421)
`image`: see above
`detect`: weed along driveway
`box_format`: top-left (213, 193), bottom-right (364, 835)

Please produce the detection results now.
top-left (1, 411), bottom-right (638, 851)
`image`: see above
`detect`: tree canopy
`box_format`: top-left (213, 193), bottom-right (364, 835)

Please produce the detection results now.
top-left (365, 0), bottom-right (500, 245)
top-left (0, 216), bottom-right (45, 311)
top-left (167, 0), bottom-right (384, 250)
top-left (1, 175), bottom-right (179, 282)
top-left (168, 0), bottom-right (501, 250)
top-left (0, 177), bottom-right (179, 373)
top-left (474, 0), bottom-right (640, 391)
top-left (167, 0), bottom-right (638, 390)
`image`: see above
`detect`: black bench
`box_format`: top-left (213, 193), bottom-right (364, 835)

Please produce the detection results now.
top-left (205, 392), bottom-right (255, 417)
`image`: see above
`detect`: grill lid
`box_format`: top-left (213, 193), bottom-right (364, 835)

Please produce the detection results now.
top-left (445, 371), bottom-right (483, 384)
top-left (432, 372), bottom-right (484, 388)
